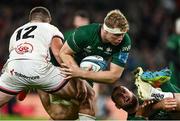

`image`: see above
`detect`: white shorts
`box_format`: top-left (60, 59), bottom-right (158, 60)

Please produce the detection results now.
top-left (0, 59), bottom-right (68, 95)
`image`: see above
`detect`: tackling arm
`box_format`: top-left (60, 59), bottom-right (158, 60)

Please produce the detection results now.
top-left (51, 37), bottom-right (64, 65)
top-left (59, 42), bottom-right (79, 67)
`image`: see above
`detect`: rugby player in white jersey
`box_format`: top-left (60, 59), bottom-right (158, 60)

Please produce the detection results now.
top-left (0, 7), bottom-right (93, 120)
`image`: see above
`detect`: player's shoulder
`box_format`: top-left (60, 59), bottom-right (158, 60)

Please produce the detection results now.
top-left (38, 23), bottom-right (58, 30)
top-left (15, 23), bottom-right (29, 30)
top-left (11, 23), bottom-right (29, 34)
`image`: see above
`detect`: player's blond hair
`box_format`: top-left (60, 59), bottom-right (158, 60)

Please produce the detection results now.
top-left (29, 6), bottom-right (52, 23)
top-left (104, 9), bottom-right (129, 33)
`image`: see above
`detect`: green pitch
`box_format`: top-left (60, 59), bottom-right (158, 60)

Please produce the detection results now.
top-left (0, 114), bottom-right (47, 120)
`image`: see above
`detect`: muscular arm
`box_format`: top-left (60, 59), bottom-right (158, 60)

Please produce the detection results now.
top-left (51, 37), bottom-right (64, 65)
top-left (59, 42), bottom-right (79, 67)
top-left (60, 42), bottom-right (124, 84)
top-left (80, 63), bottom-right (124, 83)
top-left (152, 97), bottom-right (179, 111)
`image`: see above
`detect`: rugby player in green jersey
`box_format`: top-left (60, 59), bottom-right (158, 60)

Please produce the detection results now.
top-left (59, 9), bottom-right (131, 120)
top-left (112, 67), bottom-right (180, 120)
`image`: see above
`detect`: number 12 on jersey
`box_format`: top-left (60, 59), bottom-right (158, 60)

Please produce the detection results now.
top-left (16, 26), bottom-right (37, 41)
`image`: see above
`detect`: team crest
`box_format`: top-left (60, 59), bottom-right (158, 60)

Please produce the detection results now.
top-left (106, 47), bottom-right (112, 52)
top-left (84, 46), bottom-right (92, 53)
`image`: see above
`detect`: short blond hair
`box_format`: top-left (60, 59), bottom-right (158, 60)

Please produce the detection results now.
top-left (104, 9), bottom-right (129, 33)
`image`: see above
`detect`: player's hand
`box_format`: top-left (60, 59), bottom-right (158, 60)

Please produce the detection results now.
top-left (60, 63), bottom-right (84, 80)
top-left (141, 99), bottom-right (155, 108)
top-left (75, 79), bottom-right (87, 102)
top-left (60, 63), bottom-right (81, 80)
top-left (136, 99), bottom-right (155, 117)
top-left (153, 98), bottom-right (177, 111)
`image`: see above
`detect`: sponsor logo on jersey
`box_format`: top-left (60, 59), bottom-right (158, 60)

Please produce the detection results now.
top-left (87, 46), bottom-right (91, 49)
top-left (118, 52), bottom-right (129, 64)
top-left (104, 47), bottom-right (112, 55)
top-left (122, 45), bottom-right (131, 51)
top-left (151, 93), bottom-right (164, 100)
top-left (106, 47), bottom-right (112, 52)
top-left (13, 71), bottom-right (39, 80)
top-left (15, 42), bottom-right (33, 54)
top-left (97, 46), bottom-right (103, 50)
top-left (84, 46), bottom-right (92, 53)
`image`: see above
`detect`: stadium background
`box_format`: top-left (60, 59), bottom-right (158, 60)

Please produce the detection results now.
top-left (0, 0), bottom-right (179, 120)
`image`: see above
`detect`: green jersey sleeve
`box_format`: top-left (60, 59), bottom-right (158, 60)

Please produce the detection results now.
top-left (64, 29), bottom-right (74, 41)
top-left (66, 26), bottom-right (91, 53)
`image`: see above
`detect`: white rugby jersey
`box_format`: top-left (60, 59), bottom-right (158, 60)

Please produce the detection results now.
top-left (8, 22), bottom-right (64, 62)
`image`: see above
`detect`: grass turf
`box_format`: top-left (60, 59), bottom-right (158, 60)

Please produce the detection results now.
top-left (0, 114), bottom-right (48, 120)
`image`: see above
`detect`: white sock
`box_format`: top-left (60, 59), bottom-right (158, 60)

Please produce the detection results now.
top-left (150, 87), bottom-right (174, 100)
top-left (78, 113), bottom-right (96, 121)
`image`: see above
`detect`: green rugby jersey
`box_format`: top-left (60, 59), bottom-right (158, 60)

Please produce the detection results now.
top-left (64, 29), bottom-right (74, 40)
top-left (65, 23), bottom-right (132, 67)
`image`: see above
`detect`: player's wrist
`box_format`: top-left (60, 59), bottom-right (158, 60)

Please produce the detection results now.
top-left (80, 69), bottom-right (89, 79)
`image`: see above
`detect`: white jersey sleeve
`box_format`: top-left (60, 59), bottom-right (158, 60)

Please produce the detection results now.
top-left (8, 22), bottom-right (64, 62)
top-left (52, 26), bottom-right (64, 40)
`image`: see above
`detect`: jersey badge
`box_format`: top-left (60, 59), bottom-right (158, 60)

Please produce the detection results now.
top-left (15, 42), bottom-right (33, 54)
top-left (118, 52), bottom-right (129, 64)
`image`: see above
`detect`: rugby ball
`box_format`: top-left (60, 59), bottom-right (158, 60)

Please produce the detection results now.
top-left (80, 55), bottom-right (107, 72)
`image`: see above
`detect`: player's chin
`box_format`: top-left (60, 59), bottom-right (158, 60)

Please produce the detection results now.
top-left (112, 42), bottom-right (120, 46)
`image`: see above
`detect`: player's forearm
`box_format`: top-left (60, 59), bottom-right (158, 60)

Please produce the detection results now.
top-left (81, 70), bottom-right (122, 84)
top-left (51, 37), bottom-right (64, 65)
top-left (54, 53), bottom-right (62, 65)
top-left (59, 53), bottom-right (78, 67)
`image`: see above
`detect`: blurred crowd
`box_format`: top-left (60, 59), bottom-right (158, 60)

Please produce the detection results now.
top-left (0, 0), bottom-right (180, 119)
